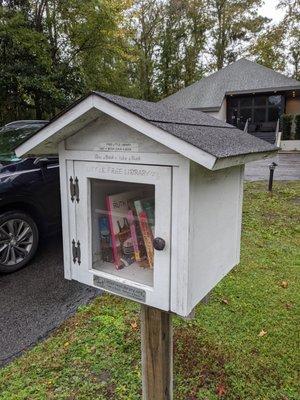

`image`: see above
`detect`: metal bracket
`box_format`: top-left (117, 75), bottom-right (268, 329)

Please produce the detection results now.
top-left (74, 177), bottom-right (79, 203)
top-left (76, 240), bottom-right (81, 264)
top-left (72, 239), bottom-right (81, 264)
top-left (69, 176), bottom-right (79, 203)
top-left (70, 177), bottom-right (75, 202)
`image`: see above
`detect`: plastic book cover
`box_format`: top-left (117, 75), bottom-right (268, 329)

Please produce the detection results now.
top-left (106, 190), bottom-right (141, 269)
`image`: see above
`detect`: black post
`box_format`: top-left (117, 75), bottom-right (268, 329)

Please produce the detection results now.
top-left (268, 162), bottom-right (277, 192)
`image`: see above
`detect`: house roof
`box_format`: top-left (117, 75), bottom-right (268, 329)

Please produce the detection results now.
top-left (15, 91), bottom-right (278, 170)
top-left (159, 58), bottom-right (300, 111)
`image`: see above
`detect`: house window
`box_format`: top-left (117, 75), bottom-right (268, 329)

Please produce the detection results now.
top-left (227, 94), bottom-right (284, 130)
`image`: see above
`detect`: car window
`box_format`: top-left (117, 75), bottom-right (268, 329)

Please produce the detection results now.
top-left (0, 122), bottom-right (45, 162)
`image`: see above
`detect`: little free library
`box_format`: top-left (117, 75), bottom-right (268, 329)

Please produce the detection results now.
top-left (16, 91), bottom-right (277, 316)
top-left (16, 91), bottom-right (277, 399)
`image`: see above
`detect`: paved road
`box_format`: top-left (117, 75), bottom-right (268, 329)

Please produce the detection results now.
top-left (245, 152), bottom-right (300, 181)
top-left (0, 235), bottom-right (99, 367)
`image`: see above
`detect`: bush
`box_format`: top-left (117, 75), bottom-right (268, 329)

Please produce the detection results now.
top-left (281, 114), bottom-right (293, 140)
top-left (295, 114), bottom-right (300, 140)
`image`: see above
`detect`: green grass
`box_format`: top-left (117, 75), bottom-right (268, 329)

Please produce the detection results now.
top-left (0, 181), bottom-right (299, 400)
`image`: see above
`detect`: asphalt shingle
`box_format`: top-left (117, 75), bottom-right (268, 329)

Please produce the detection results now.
top-left (94, 91), bottom-right (278, 159)
top-left (159, 59), bottom-right (300, 110)
top-left (95, 91), bottom-right (232, 127)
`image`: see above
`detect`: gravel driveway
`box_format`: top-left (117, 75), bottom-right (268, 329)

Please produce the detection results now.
top-left (0, 235), bottom-right (99, 367)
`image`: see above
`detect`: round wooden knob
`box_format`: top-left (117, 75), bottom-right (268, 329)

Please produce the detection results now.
top-left (153, 237), bottom-right (166, 251)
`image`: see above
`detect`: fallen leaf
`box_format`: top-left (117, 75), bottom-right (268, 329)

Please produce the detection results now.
top-left (221, 298), bottom-right (229, 305)
top-left (216, 383), bottom-right (226, 397)
top-left (64, 341), bottom-right (70, 347)
top-left (280, 281), bottom-right (288, 289)
top-left (251, 348), bottom-right (259, 356)
top-left (130, 321), bottom-right (138, 330)
top-left (258, 329), bottom-right (267, 337)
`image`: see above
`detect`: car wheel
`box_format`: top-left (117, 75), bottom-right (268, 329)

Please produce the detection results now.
top-left (0, 211), bottom-right (39, 273)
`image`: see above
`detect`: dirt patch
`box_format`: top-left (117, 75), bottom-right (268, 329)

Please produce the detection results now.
top-left (174, 325), bottom-right (229, 397)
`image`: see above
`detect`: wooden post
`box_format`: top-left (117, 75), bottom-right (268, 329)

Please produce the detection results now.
top-left (141, 305), bottom-right (173, 400)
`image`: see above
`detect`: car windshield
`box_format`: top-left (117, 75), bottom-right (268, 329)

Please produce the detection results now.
top-left (0, 121), bottom-right (46, 163)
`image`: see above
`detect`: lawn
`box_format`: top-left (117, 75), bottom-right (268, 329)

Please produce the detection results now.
top-left (0, 181), bottom-right (299, 400)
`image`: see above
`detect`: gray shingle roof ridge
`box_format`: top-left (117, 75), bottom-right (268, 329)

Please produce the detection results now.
top-left (151, 120), bottom-right (237, 129)
top-left (94, 91), bottom-right (154, 106)
top-left (233, 58), bottom-right (300, 84)
top-left (93, 90), bottom-right (234, 128)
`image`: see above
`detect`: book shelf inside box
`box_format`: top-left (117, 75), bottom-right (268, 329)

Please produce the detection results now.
top-left (92, 261), bottom-right (154, 286)
top-left (90, 178), bottom-right (155, 287)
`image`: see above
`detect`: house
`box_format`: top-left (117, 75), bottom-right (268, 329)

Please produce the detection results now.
top-left (160, 59), bottom-right (300, 145)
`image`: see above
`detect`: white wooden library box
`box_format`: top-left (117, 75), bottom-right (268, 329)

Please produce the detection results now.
top-left (15, 92), bottom-right (277, 316)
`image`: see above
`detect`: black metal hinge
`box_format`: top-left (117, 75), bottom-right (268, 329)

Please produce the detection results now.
top-left (72, 239), bottom-right (81, 264)
top-left (69, 176), bottom-right (79, 203)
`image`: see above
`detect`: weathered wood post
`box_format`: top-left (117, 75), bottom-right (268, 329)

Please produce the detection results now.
top-left (141, 305), bottom-right (173, 400)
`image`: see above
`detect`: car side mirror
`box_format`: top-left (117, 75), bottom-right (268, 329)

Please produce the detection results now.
top-left (33, 157), bottom-right (49, 168)
top-left (33, 157), bottom-right (58, 168)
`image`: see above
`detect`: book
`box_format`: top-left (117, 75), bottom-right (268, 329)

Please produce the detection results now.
top-left (138, 211), bottom-right (154, 268)
top-left (127, 209), bottom-right (141, 262)
top-left (98, 215), bottom-right (113, 263)
top-left (134, 198), bottom-right (155, 268)
top-left (134, 198), bottom-right (155, 235)
top-left (106, 190), bottom-right (141, 269)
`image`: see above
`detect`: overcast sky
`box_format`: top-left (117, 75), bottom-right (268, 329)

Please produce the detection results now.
top-left (259, 0), bottom-right (283, 23)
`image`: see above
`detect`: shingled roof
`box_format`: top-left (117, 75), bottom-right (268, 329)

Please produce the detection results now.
top-left (15, 91), bottom-right (278, 168)
top-left (95, 92), bottom-right (277, 158)
top-left (159, 58), bottom-right (300, 111)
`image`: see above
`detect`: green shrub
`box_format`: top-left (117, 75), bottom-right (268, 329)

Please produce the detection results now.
top-left (281, 114), bottom-right (293, 140)
top-left (295, 114), bottom-right (300, 140)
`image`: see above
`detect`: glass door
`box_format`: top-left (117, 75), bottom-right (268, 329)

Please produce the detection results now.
top-left (73, 161), bottom-right (172, 311)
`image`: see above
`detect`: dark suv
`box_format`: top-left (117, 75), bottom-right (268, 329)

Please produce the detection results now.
top-left (0, 120), bottom-right (61, 273)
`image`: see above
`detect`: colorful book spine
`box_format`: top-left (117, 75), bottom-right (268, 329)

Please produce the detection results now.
top-left (127, 210), bottom-right (141, 262)
top-left (106, 195), bottom-right (121, 268)
top-left (138, 210), bottom-right (154, 268)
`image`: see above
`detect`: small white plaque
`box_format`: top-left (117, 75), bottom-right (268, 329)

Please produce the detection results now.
top-left (97, 142), bottom-right (139, 152)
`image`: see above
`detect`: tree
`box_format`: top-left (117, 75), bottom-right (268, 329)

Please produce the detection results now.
top-left (58, 0), bottom-right (136, 96)
top-left (157, 0), bottom-right (210, 97)
top-left (0, 0), bottom-right (136, 125)
top-left (128, 0), bottom-right (164, 100)
top-left (248, 25), bottom-right (285, 72)
top-left (208, 0), bottom-right (268, 70)
top-left (0, 0), bottom-right (84, 124)
top-left (278, 0), bottom-right (300, 80)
